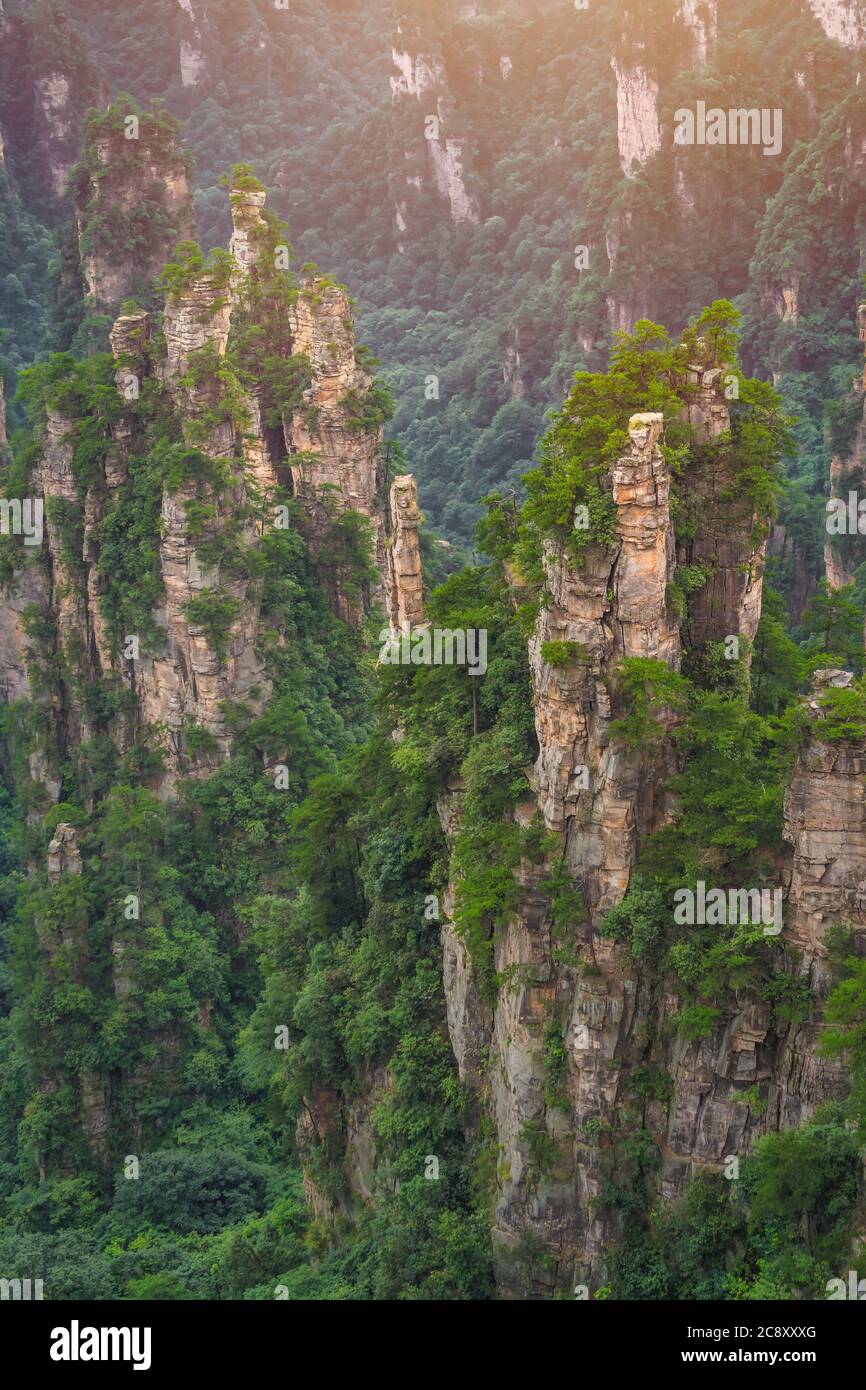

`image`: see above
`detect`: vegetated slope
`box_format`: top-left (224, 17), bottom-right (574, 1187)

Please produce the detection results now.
top-left (0, 4), bottom-right (866, 1303)
top-left (0, 103), bottom-right (486, 1299)
top-left (3, 1), bottom-right (861, 553)
top-left (4, 0), bottom-right (865, 558)
top-left (280, 296), bottom-right (866, 1299)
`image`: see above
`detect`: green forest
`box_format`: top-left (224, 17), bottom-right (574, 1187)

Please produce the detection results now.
top-left (0, 0), bottom-right (865, 1311)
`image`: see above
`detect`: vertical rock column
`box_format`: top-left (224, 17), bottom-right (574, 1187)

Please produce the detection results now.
top-left (444, 413), bottom-right (685, 1293)
top-left (41, 823), bottom-right (109, 1166)
top-left (386, 473), bottom-right (425, 631)
top-left (677, 364), bottom-right (767, 658)
top-left (529, 412), bottom-right (680, 914)
top-left (73, 113), bottom-right (195, 316)
top-left (285, 282), bottom-right (388, 623)
top-left (131, 227), bottom-right (268, 783)
top-left (776, 669), bottom-right (866, 1120)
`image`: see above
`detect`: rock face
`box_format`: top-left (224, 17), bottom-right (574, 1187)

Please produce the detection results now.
top-left (176, 0), bottom-right (207, 88)
top-left (297, 1070), bottom-right (395, 1225)
top-left (808, 0), bottom-right (866, 48)
top-left (774, 670), bottom-right (866, 1122)
top-left (677, 364), bottom-right (767, 659)
top-left (611, 59), bottom-right (662, 176)
top-left (390, 43), bottom-right (446, 101)
top-left (824, 306), bottom-right (866, 592)
top-left (530, 413), bottom-right (679, 853)
top-left (0, 9), bottom-right (101, 213)
top-left (437, 414), bottom-right (685, 1293)
top-left (427, 134), bottom-right (479, 224)
top-left (284, 281), bottom-right (388, 622)
top-left (435, 413), bottom-right (863, 1295)
top-left (73, 106), bottom-right (195, 314)
top-left (782, 671), bottom-right (866, 976)
top-left (46, 822), bottom-right (83, 881)
top-left (387, 474), bottom-right (425, 631)
top-left (130, 238), bottom-right (269, 784)
top-left (389, 6), bottom-right (480, 233)
top-left (74, 115), bottom-right (194, 314)
top-left (677, 0), bottom-right (718, 66)
top-left (33, 407), bottom-right (101, 759)
top-left (9, 119), bottom-right (402, 800)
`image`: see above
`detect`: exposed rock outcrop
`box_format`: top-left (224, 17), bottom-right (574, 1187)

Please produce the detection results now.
top-left (808, 0), bottom-right (866, 48)
top-left (677, 0), bottom-right (718, 67)
top-left (389, 7), bottom-right (480, 231)
top-left (132, 242), bottom-right (269, 779)
top-left (677, 364), bottom-right (767, 659)
top-left (387, 474), bottom-right (425, 631)
top-left (611, 59), bottom-right (661, 177)
top-left (297, 1073), bottom-right (394, 1226)
top-left (390, 46), bottom-right (446, 101)
top-left (772, 669), bottom-right (866, 1123)
top-left (823, 304), bottom-right (866, 593)
top-left (436, 401), bottom-right (864, 1295)
top-left (530, 413), bottom-right (679, 853)
top-left (437, 414), bottom-right (686, 1293)
top-left (176, 0), bottom-right (207, 88)
top-left (72, 105), bottom-right (195, 315)
top-left (782, 670), bottom-right (866, 977)
top-left (10, 121), bottom-right (401, 799)
top-left (285, 282), bottom-right (388, 622)
top-left (0, 8), bottom-right (101, 212)
top-left (46, 821), bottom-right (82, 881)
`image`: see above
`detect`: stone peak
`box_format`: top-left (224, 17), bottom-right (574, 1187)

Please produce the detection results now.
top-left (628, 411), bottom-right (664, 453)
top-left (811, 668), bottom-right (855, 690)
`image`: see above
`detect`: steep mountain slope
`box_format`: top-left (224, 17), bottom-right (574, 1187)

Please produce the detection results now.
top-left (1, 2), bottom-right (866, 1306)
top-left (0, 107), bottom-right (487, 1299)
top-left (2, 0), bottom-right (863, 556)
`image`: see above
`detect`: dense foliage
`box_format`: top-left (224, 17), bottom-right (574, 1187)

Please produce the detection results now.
top-left (0, 0), bottom-right (865, 1304)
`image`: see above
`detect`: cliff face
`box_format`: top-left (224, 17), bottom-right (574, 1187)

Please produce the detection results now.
top-left (0, 8), bottom-right (101, 215)
top-left (677, 364), bottom-right (766, 661)
top-left (386, 473), bottom-right (425, 631)
top-left (823, 307), bottom-right (866, 594)
top-left (475, 414), bottom-right (684, 1291)
top-left (433, 404), bottom-right (862, 1296)
top-left (0, 104), bottom-right (424, 1178)
top-left (611, 59), bottom-right (662, 178)
top-left (530, 413), bottom-right (679, 867)
top-left (7, 115), bottom-right (396, 808)
top-left (72, 104), bottom-right (196, 318)
top-left (0, 361), bottom-right (45, 711)
top-left (284, 281), bottom-right (389, 622)
top-left (602, 0), bottom-right (866, 351)
top-left (809, 0), bottom-right (866, 48)
top-left (389, 3), bottom-right (480, 238)
top-left (777, 670), bottom-right (866, 1113)
top-left (176, 0), bottom-right (208, 89)
top-left (610, 2), bottom-right (719, 179)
